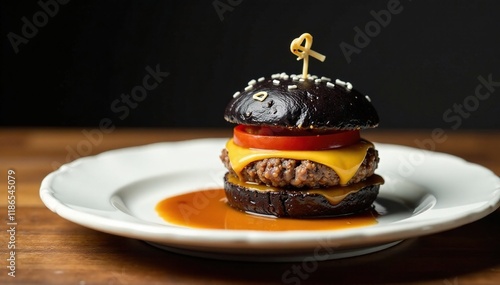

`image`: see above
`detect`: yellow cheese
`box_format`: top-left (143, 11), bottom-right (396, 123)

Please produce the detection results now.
top-left (225, 139), bottom-right (373, 185)
top-left (226, 173), bottom-right (384, 205)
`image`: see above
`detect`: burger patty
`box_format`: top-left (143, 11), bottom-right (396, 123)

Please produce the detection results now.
top-left (220, 147), bottom-right (379, 188)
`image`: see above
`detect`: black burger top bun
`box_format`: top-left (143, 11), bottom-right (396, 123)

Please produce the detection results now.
top-left (224, 73), bottom-right (379, 130)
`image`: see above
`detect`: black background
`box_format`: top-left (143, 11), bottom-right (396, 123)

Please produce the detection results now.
top-left (1, 0), bottom-right (499, 129)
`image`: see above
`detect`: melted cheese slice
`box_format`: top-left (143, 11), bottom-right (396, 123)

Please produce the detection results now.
top-left (226, 173), bottom-right (384, 205)
top-left (225, 139), bottom-right (373, 185)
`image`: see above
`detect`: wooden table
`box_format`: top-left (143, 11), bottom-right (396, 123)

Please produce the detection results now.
top-left (0, 128), bottom-right (499, 284)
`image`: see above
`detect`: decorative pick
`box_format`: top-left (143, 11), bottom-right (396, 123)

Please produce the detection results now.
top-left (290, 33), bottom-right (326, 79)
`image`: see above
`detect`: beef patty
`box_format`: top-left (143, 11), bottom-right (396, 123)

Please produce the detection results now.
top-left (220, 147), bottom-right (379, 188)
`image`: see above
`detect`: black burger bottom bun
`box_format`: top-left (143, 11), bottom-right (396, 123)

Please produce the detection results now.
top-left (223, 173), bottom-right (382, 218)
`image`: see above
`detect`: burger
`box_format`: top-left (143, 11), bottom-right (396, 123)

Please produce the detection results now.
top-left (220, 32), bottom-right (382, 218)
top-left (219, 73), bottom-right (383, 218)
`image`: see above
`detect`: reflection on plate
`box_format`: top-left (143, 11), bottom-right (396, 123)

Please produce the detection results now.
top-left (40, 139), bottom-right (500, 261)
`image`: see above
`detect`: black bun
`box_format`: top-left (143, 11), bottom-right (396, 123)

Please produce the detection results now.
top-left (223, 173), bottom-right (380, 218)
top-left (224, 74), bottom-right (379, 130)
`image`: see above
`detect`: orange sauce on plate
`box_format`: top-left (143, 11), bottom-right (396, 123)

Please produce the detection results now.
top-left (155, 189), bottom-right (377, 231)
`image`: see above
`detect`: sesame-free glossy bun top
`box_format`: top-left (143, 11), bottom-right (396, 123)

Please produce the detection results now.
top-left (224, 74), bottom-right (380, 130)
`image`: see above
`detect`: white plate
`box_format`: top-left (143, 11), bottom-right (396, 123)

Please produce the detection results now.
top-left (40, 139), bottom-right (500, 262)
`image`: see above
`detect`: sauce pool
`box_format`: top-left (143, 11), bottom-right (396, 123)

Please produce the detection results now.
top-left (155, 189), bottom-right (378, 231)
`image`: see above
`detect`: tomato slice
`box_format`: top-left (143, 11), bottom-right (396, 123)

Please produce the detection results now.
top-left (233, 125), bottom-right (360, 150)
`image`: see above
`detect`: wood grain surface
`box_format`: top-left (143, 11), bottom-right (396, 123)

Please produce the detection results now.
top-left (0, 128), bottom-right (498, 284)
